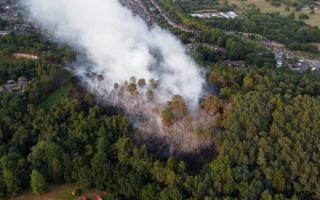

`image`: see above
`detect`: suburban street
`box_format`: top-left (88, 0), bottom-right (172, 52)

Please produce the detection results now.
top-left (120, 0), bottom-right (320, 71)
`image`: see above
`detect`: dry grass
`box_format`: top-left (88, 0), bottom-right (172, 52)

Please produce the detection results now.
top-left (310, 43), bottom-right (320, 50)
top-left (227, 0), bottom-right (320, 27)
top-left (229, 0), bottom-right (284, 12)
top-left (13, 53), bottom-right (38, 60)
top-left (9, 184), bottom-right (103, 200)
top-left (305, 11), bottom-right (320, 27)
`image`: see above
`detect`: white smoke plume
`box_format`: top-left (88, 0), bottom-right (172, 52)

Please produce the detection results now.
top-left (21, 0), bottom-right (205, 106)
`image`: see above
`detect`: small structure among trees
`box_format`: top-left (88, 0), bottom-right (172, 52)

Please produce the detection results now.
top-left (0, 76), bottom-right (29, 93)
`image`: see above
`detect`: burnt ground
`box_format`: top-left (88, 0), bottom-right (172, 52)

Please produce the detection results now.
top-left (68, 78), bottom-right (218, 171)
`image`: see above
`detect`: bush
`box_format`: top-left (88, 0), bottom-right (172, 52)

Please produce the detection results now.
top-left (271, 1), bottom-right (281, 7)
top-left (298, 13), bottom-right (309, 20)
top-left (219, 87), bottom-right (233, 99)
top-left (72, 187), bottom-right (82, 196)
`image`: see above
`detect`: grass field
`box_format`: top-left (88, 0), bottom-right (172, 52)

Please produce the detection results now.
top-left (305, 11), bottom-right (320, 27)
top-left (37, 82), bottom-right (72, 110)
top-left (227, 0), bottom-right (320, 27)
top-left (9, 184), bottom-right (103, 200)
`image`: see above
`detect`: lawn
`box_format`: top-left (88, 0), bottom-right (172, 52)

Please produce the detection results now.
top-left (9, 184), bottom-right (104, 200)
top-left (37, 82), bottom-right (72, 110)
top-left (227, 0), bottom-right (320, 27)
top-left (229, 0), bottom-right (284, 12)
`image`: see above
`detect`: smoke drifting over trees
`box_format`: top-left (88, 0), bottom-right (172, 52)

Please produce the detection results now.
top-left (21, 0), bottom-right (205, 106)
top-left (21, 0), bottom-right (214, 155)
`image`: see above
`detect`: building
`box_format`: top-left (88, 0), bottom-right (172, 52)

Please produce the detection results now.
top-left (227, 11), bottom-right (238, 19)
top-left (223, 60), bottom-right (246, 68)
top-left (190, 11), bottom-right (238, 19)
top-left (0, 76), bottom-right (30, 92)
top-left (0, 30), bottom-right (10, 36)
top-left (17, 76), bottom-right (29, 90)
top-left (2, 80), bottom-right (16, 92)
top-left (96, 195), bottom-right (103, 200)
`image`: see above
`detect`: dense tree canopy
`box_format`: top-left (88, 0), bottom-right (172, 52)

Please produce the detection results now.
top-left (1, 5), bottom-right (320, 200)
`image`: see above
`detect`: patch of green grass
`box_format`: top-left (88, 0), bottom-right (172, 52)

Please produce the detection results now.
top-left (37, 82), bottom-right (72, 110)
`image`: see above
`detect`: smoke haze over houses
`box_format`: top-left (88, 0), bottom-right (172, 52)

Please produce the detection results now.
top-left (21, 0), bottom-right (205, 106)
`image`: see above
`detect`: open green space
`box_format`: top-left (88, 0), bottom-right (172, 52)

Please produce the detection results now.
top-left (228, 0), bottom-right (320, 27)
top-left (37, 82), bottom-right (72, 110)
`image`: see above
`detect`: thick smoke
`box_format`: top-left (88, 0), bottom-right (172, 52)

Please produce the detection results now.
top-left (22, 0), bottom-right (205, 106)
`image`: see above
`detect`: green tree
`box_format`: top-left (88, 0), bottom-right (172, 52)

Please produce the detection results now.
top-left (30, 169), bottom-right (48, 194)
top-left (140, 184), bottom-right (161, 200)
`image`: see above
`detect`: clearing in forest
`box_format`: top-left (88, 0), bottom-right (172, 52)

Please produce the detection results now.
top-left (9, 184), bottom-right (102, 200)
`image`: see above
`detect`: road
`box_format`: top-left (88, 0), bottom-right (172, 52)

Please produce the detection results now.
top-left (149, 0), bottom-right (193, 33)
top-left (122, 0), bottom-right (320, 71)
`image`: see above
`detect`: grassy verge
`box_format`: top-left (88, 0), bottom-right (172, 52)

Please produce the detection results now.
top-left (9, 184), bottom-right (103, 200)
